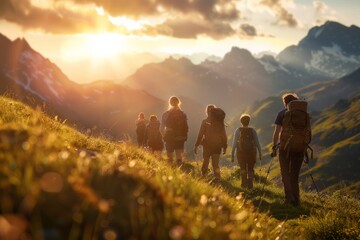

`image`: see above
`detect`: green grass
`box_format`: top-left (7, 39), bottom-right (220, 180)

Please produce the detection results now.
top-left (0, 96), bottom-right (359, 239)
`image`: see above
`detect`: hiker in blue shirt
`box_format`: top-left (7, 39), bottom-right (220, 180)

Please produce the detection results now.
top-left (231, 114), bottom-right (262, 189)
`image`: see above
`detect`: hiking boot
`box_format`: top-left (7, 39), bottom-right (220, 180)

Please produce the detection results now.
top-left (211, 178), bottom-right (221, 185)
top-left (248, 178), bottom-right (254, 189)
top-left (176, 159), bottom-right (183, 166)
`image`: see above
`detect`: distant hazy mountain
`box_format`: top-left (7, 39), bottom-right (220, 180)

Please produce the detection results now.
top-left (55, 52), bottom-right (162, 83)
top-left (278, 21), bottom-right (360, 80)
top-left (169, 52), bottom-right (222, 65)
top-left (124, 56), bottom-right (249, 115)
top-left (0, 33), bottom-right (164, 139)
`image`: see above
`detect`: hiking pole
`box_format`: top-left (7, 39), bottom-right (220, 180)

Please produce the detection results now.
top-left (257, 144), bottom-right (278, 209)
top-left (257, 155), bottom-right (275, 209)
top-left (305, 163), bottom-right (324, 207)
top-left (258, 157), bottom-right (262, 184)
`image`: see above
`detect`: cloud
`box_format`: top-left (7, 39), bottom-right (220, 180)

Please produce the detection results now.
top-left (0, 0), bottom-right (104, 33)
top-left (238, 23), bottom-right (274, 38)
top-left (75, 0), bottom-right (240, 21)
top-left (0, 0), bottom-right (245, 39)
top-left (239, 23), bottom-right (257, 36)
top-left (313, 0), bottom-right (336, 24)
top-left (156, 18), bottom-right (236, 39)
top-left (260, 0), bottom-right (298, 27)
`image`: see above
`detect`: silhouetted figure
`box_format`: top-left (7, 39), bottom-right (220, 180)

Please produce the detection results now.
top-left (145, 115), bottom-right (164, 156)
top-left (272, 93), bottom-right (311, 206)
top-left (231, 114), bottom-right (261, 189)
top-left (161, 96), bottom-right (189, 165)
top-left (194, 105), bottom-right (227, 181)
top-left (135, 112), bottom-right (147, 147)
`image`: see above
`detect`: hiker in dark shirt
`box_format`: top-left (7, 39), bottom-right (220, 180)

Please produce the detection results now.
top-left (272, 93), bottom-right (307, 206)
top-left (135, 112), bottom-right (147, 147)
top-left (194, 105), bottom-right (227, 181)
top-left (144, 115), bottom-right (164, 156)
top-left (161, 96), bottom-right (189, 165)
top-left (231, 114), bottom-right (261, 189)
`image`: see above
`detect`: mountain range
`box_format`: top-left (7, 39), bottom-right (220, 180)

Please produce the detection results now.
top-left (125, 21), bottom-right (360, 114)
top-left (1, 21), bottom-right (360, 157)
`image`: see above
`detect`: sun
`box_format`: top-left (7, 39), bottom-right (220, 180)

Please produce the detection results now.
top-left (83, 33), bottom-right (125, 59)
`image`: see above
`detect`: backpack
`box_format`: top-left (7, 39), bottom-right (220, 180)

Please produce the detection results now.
top-left (237, 127), bottom-right (256, 154)
top-left (280, 100), bottom-right (312, 153)
top-left (203, 108), bottom-right (226, 148)
top-left (164, 109), bottom-right (188, 141)
top-left (147, 127), bottom-right (163, 148)
top-left (209, 108), bottom-right (226, 125)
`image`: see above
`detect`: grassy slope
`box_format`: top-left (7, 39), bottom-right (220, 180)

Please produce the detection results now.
top-left (0, 96), bottom-right (359, 240)
top-left (310, 93), bottom-right (360, 193)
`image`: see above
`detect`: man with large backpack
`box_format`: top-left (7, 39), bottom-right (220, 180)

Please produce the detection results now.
top-left (161, 96), bottom-right (189, 165)
top-left (194, 105), bottom-right (227, 181)
top-left (271, 93), bottom-right (312, 206)
top-left (231, 114), bottom-right (262, 189)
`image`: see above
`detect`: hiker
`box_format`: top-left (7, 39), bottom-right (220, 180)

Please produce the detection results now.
top-left (161, 96), bottom-right (189, 165)
top-left (271, 93), bottom-right (311, 206)
top-left (144, 115), bottom-right (164, 155)
top-left (135, 112), bottom-right (147, 147)
top-left (231, 114), bottom-right (261, 189)
top-left (194, 105), bottom-right (227, 181)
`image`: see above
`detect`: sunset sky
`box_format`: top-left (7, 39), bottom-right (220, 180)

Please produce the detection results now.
top-left (1, 0), bottom-right (360, 82)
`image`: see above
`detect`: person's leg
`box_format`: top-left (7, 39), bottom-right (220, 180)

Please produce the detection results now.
top-left (174, 141), bottom-right (185, 165)
top-left (154, 150), bottom-right (162, 158)
top-left (201, 148), bottom-right (211, 177)
top-left (211, 154), bottom-right (221, 180)
top-left (279, 150), bottom-right (293, 203)
top-left (237, 153), bottom-right (248, 188)
top-left (247, 155), bottom-right (256, 189)
top-left (289, 152), bottom-right (304, 206)
top-left (175, 149), bottom-right (183, 165)
top-left (165, 141), bottom-right (174, 162)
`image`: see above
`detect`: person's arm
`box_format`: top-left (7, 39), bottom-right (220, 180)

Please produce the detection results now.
top-left (231, 128), bottom-right (239, 162)
top-left (160, 112), bottom-right (166, 135)
top-left (195, 121), bottom-right (206, 147)
top-left (271, 124), bottom-right (282, 157)
top-left (272, 124), bottom-right (282, 147)
top-left (221, 125), bottom-right (228, 154)
top-left (144, 126), bottom-right (149, 146)
top-left (184, 113), bottom-right (189, 136)
top-left (252, 129), bottom-right (262, 160)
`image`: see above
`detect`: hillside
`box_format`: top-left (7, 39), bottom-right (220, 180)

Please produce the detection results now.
top-left (298, 68), bottom-right (360, 111)
top-left (1, 96), bottom-right (360, 240)
top-left (0, 95), bottom-right (273, 239)
top-left (308, 93), bottom-right (360, 193)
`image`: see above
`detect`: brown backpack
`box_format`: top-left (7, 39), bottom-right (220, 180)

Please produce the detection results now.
top-left (203, 108), bottom-right (226, 148)
top-left (280, 100), bottom-right (312, 153)
top-left (237, 127), bottom-right (256, 154)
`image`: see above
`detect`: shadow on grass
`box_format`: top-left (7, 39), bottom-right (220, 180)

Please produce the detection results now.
top-left (219, 177), bottom-right (312, 221)
top-left (177, 160), bottom-right (314, 221)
